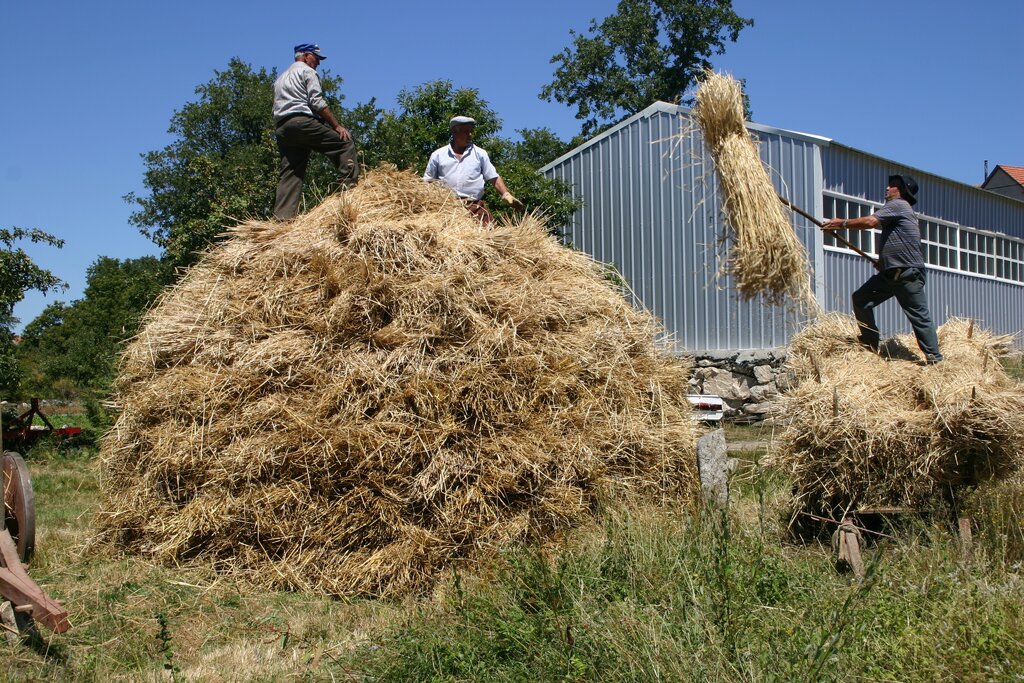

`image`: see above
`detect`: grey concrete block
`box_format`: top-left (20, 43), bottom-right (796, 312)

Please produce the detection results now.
top-left (697, 428), bottom-right (730, 507)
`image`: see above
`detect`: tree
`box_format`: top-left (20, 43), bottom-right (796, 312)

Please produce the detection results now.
top-left (130, 63), bottom-right (583, 273)
top-left (366, 81), bottom-right (583, 230)
top-left (16, 302), bottom-right (68, 397)
top-left (540, 0), bottom-right (753, 136)
top-left (363, 80), bottom-right (503, 171)
top-left (0, 227), bottom-right (65, 396)
top-left (18, 256), bottom-right (165, 395)
top-left (489, 128), bottom-right (580, 232)
top-left (508, 127), bottom-right (574, 169)
top-left (126, 59), bottom-right (352, 270)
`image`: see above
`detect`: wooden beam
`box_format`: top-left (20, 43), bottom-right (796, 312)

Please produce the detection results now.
top-left (834, 517), bottom-right (865, 578)
top-left (0, 530), bottom-right (69, 633)
top-left (958, 517), bottom-right (973, 560)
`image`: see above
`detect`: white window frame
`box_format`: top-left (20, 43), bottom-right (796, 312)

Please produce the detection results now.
top-left (822, 190), bottom-right (1024, 286)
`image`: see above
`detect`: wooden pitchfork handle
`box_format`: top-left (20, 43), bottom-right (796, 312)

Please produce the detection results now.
top-left (778, 195), bottom-right (880, 270)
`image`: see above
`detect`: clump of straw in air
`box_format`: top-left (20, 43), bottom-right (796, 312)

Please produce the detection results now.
top-left (693, 71), bottom-right (815, 309)
top-left (94, 166), bottom-right (701, 598)
top-left (768, 314), bottom-right (1024, 522)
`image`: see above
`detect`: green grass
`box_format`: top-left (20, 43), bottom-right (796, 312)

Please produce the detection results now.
top-left (1003, 354), bottom-right (1024, 382)
top-left (339, 508), bottom-right (1024, 682)
top-left (720, 420), bottom-right (776, 445)
top-left (3, 418), bottom-right (1023, 681)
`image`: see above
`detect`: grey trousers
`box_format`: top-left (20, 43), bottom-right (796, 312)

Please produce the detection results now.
top-left (852, 266), bottom-right (943, 361)
top-left (273, 115), bottom-right (359, 219)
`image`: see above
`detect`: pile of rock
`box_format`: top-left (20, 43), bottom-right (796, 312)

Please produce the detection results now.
top-left (689, 349), bottom-right (793, 420)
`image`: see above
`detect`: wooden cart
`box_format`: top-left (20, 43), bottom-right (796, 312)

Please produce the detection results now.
top-left (0, 449), bottom-right (70, 636)
top-left (826, 506), bottom-right (973, 579)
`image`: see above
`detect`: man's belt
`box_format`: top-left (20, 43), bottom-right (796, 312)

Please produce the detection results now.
top-left (884, 267), bottom-right (921, 281)
top-left (275, 112), bottom-right (316, 126)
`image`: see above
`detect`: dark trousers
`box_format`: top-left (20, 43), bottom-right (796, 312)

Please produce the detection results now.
top-left (852, 266), bottom-right (942, 361)
top-left (273, 115), bottom-right (359, 219)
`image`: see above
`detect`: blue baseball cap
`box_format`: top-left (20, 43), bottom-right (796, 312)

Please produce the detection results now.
top-left (294, 43), bottom-right (326, 60)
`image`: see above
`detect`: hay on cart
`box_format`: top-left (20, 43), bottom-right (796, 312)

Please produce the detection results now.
top-left (769, 314), bottom-right (1024, 521)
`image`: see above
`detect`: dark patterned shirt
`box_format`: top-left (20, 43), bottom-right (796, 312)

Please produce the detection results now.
top-left (874, 198), bottom-right (923, 270)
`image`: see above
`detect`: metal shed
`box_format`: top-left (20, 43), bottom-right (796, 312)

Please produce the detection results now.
top-left (541, 102), bottom-right (1024, 353)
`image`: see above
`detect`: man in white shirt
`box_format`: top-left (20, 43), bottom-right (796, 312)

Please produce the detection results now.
top-left (423, 116), bottom-right (521, 225)
top-left (272, 43), bottom-right (359, 219)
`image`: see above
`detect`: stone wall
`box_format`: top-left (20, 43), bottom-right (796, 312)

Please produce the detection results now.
top-left (688, 349), bottom-right (796, 421)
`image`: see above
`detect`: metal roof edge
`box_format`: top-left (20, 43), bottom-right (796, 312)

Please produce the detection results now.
top-left (829, 140), bottom-right (1024, 208)
top-left (540, 101), bottom-right (833, 173)
top-left (746, 118), bottom-right (833, 146)
top-left (540, 101), bottom-right (1023, 211)
top-left (539, 102), bottom-right (679, 173)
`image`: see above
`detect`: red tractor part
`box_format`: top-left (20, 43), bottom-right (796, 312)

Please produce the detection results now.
top-left (2, 399), bottom-right (82, 449)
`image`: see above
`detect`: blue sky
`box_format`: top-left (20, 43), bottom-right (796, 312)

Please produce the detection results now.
top-left (3, 0), bottom-right (1022, 331)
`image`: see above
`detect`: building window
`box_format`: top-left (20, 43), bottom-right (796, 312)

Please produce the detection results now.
top-left (920, 218), bottom-right (959, 271)
top-left (821, 194), bottom-right (877, 255)
top-left (822, 191), bottom-right (1024, 285)
top-left (959, 229), bottom-right (1023, 283)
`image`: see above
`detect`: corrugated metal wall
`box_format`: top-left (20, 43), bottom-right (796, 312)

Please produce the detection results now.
top-left (543, 102), bottom-right (1024, 352)
top-left (823, 251), bottom-right (1023, 341)
top-left (824, 145), bottom-right (1024, 238)
top-left (544, 103), bottom-right (821, 353)
top-left (822, 146), bottom-right (1024, 340)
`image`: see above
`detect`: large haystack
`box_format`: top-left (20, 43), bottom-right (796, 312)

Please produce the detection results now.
top-left (95, 167), bottom-right (699, 597)
top-left (769, 314), bottom-right (1024, 519)
top-left (693, 71), bottom-right (815, 309)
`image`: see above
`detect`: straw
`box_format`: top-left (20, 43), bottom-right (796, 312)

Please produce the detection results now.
top-left (94, 166), bottom-right (701, 597)
top-left (693, 71), bottom-right (816, 309)
top-left (768, 314), bottom-right (1024, 518)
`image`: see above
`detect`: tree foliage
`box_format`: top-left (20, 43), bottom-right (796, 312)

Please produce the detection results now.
top-left (129, 68), bottom-right (583, 269)
top-left (125, 58), bottom-right (350, 271)
top-left (486, 129), bottom-right (579, 231)
top-left (540, 0), bottom-right (752, 135)
top-left (0, 227), bottom-right (64, 396)
top-left (17, 256), bottom-right (165, 396)
top-left (508, 127), bottom-right (574, 169)
top-left (362, 81), bottom-right (502, 171)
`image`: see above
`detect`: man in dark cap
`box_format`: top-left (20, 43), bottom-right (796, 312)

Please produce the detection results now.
top-left (272, 43), bottom-right (359, 219)
top-left (423, 115), bottom-right (522, 225)
top-left (823, 174), bottom-right (943, 363)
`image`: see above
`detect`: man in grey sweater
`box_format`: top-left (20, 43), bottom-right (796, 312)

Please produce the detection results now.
top-left (822, 174), bottom-right (943, 363)
top-left (272, 43), bottom-right (359, 219)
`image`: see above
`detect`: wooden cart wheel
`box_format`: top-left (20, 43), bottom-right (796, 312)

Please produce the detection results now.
top-left (2, 452), bottom-right (35, 563)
